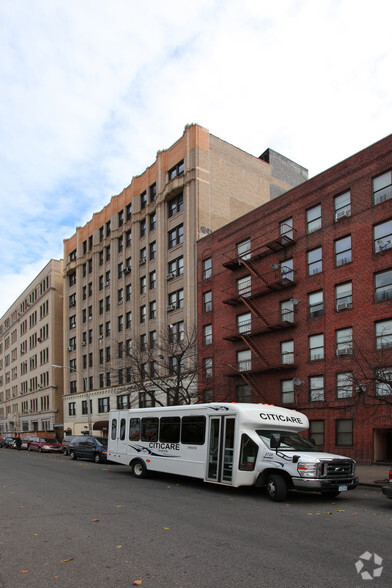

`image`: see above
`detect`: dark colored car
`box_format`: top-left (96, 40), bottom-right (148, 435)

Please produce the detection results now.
top-left (382, 470), bottom-right (392, 499)
top-left (69, 436), bottom-right (108, 463)
top-left (61, 435), bottom-right (77, 455)
top-left (0, 436), bottom-right (17, 448)
top-left (27, 437), bottom-right (62, 452)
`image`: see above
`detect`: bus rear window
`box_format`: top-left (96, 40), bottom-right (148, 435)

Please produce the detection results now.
top-left (129, 418), bottom-right (140, 441)
top-left (181, 416), bottom-right (206, 445)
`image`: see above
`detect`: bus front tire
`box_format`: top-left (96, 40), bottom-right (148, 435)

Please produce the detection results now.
top-left (266, 473), bottom-right (288, 502)
top-left (131, 460), bottom-right (147, 479)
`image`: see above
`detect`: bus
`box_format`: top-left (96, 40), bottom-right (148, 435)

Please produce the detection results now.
top-left (108, 403), bottom-right (358, 501)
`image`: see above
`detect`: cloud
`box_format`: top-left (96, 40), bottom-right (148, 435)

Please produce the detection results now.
top-left (0, 0), bottom-right (392, 316)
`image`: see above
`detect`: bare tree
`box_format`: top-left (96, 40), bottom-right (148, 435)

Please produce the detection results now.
top-left (122, 323), bottom-right (200, 407)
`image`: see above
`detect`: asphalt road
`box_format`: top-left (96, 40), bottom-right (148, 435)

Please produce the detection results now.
top-left (0, 449), bottom-right (391, 588)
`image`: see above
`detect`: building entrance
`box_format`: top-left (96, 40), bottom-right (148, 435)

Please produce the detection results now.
top-left (374, 428), bottom-right (392, 462)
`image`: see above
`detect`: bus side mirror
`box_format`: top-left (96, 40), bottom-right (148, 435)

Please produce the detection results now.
top-left (270, 433), bottom-right (281, 449)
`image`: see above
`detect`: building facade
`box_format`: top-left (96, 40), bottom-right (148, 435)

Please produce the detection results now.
top-left (197, 134), bottom-right (392, 464)
top-left (62, 123), bottom-right (306, 435)
top-left (0, 260), bottom-right (64, 437)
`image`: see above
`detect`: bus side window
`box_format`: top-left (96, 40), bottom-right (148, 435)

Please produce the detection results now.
top-left (129, 418), bottom-right (140, 441)
top-left (181, 416), bottom-right (206, 445)
top-left (111, 419), bottom-right (117, 440)
top-left (141, 417), bottom-right (159, 442)
top-left (239, 434), bottom-right (258, 471)
top-left (160, 417), bottom-right (180, 443)
top-left (120, 418), bottom-right (126, 441)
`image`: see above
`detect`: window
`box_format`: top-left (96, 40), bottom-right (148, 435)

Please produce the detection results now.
top-left (149, 270), bottom-right (156, 290)
top-left (237, 349), bottom-right (251, 372)
top-left (68, 402), bottom-right (76, 416)
top-left (126, 284), bottom-right (132, 302)
top-left (106, 221), bottom-right (111, 237)
top-left (334, 191), bottom-right (351, 219)
top-left (140, 219), bottom-right (146, 237)
top-left (149, 330), bottom-right (157, 349)
top-left (149, 182), bottom-right (157, 202)
top-left (118, 210), bottom-right (124, 227)
top-left (309, 334), bottom-right (324, 361)
top-left (280, 258), bottom-right (293, 281)
top-left (139, 248), bottom-right (146, 263)
top-left (168, 192), bottom-right (183, 217)
top-left (307, 204), bottom-right (321, 233)
top-left (169, 321), bottom-right (184, 343)
top-left (140, 305), bottom-right (146, 324)
top-left (375, 368), bottom-right (392, 396)
top-left (203, 291), bottom-right (212, 313)
top-left (140, 191), bottom-right (147, 209)
top-left (203, 324), bottom-right (212, 345)
top-left (237, 275), bottom-right (251, 297)
top-left (237, 238), bottom-right (251, 260)
top-left (149, 300), bottom-right (156, 319)
top-left (160, 417), bottom-right (180, 443)
top-left (374, 220), bottom-right (392, 253)
top-left (181, 416), bottom-right (206, 445)
top-left (125, 230), bottom-right (131, 248)
top-left (280, 299), bottom-right (295, 323)
top-left (168, 289), bottom-right (184, 310)
top-left (307, 247), bottom-right (322, 275)
top-left (203, 357), bottom-right (213, 378)
top-left (126, 311), bottom-right (132, 329)
top-left (281, 340), bottom-right (294, 364)
top-left (237, 312), bottom-right (251, 334)
top-left (309, 376), bottom-right (324, 401)
top-left (126, 202), bottom-right (132, 221)
top-left (375, 269), bottom-right (392, 302)
top-left (149, 212), bottom-right (157, 231)
top-left (69, 315), bottom-right (76, 329)
top-left (168, 256), bottom-right (183, 278)
top-left (309, 421), bottom-right (324, 446)
top-left (237, 384), bottom-right (252, 402)
top-left (336, 372), bottom-right (353, 398)
top-left (335, 281), bottom-right (352, 311)
top-left (373, 170), bottom-right (392, 205)
top-left (70, 249), bottom-right (77, 262)
top-left (118, 288), bottom-right (123, 305)
top-left (141, 417), bottom-right (159, 441)
top-left (335, 235), bottom-right (352, 266)
top-left (336, 327), bottom-right (353, 354)
top-left (280, 217), bottom-right (293, 239)
top-left (203, 258), bottom-right (212, 279)
top-left (308, 291), bottom-right (323, 318)
top-left (118, 315), bottom-right (124, 332)
top-left (149, 241), bottom-right (156, 260)
top-left (168, 224), bottom-right (184, 248)
top-left (281, 380), bottom-right (294, 404)
top-left (168, 160), bottom-right (184, 180)
top-left (69, 272), bottom-right (76, 287)
top-left (375, 319), bottom-right (392, 349)
top-left (336, 419), bottom-right (353, 446)
top-left (140, 276), bottom-right (146, 295)
top-left (98, 397), bottom-right (110, 413)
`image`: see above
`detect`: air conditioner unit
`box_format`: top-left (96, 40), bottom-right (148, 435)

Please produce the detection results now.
top-left (105, 281), bottom-right (110, 287)
top-left (335, 209), bottom-right (350, 221)
top-left (82, 341), bottom-right (86, 346)
top-left (336, 301), bottom-right (352, 311)
top-left (70, 301), bottom-right (76, 307)
top-left (336, 346), bottom-right (353, 356)
top-left (167, 304), bottom-right (177, 312)
top-left (118, 299), bottom-right (123, 305)
top-left (66, 347), bottom-right (72, 351)
top-left (166, 273), bottom-right (175, 280)
top-left (139, 258), bottom-right (146, 265)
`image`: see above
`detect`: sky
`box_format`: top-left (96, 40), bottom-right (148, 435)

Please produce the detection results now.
top-left (0, 0), bottom-right (391, 318)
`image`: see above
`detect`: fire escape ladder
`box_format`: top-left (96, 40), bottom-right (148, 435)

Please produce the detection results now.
top-left (239, 371), bottom-right (269, 403)
top-left (238, 258), bottom-right (268, 285)
top-left (240, 297), bottom-right (270, 326)
top-left (240, 334), bottom-right (269, 365)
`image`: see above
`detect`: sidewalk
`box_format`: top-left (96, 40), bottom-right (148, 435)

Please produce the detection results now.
top-left (356, 464), bottom-right (391, 487)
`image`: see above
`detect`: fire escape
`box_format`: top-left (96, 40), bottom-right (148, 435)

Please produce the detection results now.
top-left (222, 225), bottom-right (297, 400)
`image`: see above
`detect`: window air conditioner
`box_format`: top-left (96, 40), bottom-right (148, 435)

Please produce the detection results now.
top-left (335, 209), bottom-right (350, 221)
top-left (82, 341), bottom-right (86, 346)
top-left (336, 346), bottom-right (353, 356)
top-left (336, 301), bottom-right (352, 311)
top-left (105, 281), bottom-right (110, 287)
top-left (167, 304), bottom-right (177, 312)
top-left (166, 273), bottom-right (175, 280)
top-left (139, 258), bottom-right (146, 265)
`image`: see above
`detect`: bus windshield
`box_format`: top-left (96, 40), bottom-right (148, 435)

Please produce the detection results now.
top-left (256, 430), bottom-right (321, 452)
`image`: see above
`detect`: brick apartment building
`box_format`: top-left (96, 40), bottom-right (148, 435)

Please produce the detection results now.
top-left (62, 124), bottom-right (306, 435)
top-left (197, 134), bottom-right (392, 464)
top-left (0, 260), bottom-right (64, 436)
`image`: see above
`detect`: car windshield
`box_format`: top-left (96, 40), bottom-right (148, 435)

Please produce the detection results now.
top-left (95, 437), bottom-right (107, 447)
top-left (256, 430), bottom-right (322, 452)
top-left (41, 438), bottom-right (58, 444)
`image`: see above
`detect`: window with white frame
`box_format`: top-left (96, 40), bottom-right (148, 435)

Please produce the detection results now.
top-left (336, 327), bottom-right (353, 354)
top-left (374, 220), bottom-right (392, 253)
top-left (309, 334), bottom-right (324, 361)
top-left (308, 290), bottom-right (323, 318)
top-left (237, 312), bottom-right (251, 334)
top-left (335, 235), bottom-right (352, 266)
top-left (375, 319), bottom-right (392, 349)
top-left (281, 340), bottom-right (294, 364)
top-left (237, 275), bottom-right (251, 297)
top-left (306, 205), bottom-right (321, 233)
top-left (375, 268), bottom-right (392, 302)
top-left (280, 258), bottom-right (293, 281)
top-left (237, 238), bottom-right (251, 260)
top-left (203, 324), bottom-right (212, 346)
top-left (281, 379), bottom-right (294, 403)
top-left (375, 367), bottom-right (392, 396)
top-left (373, 170), bottom-right (392, 205)
top-left (307, 247), bottom-right (322, 275)
top-left (280, 299), bottom-right (295, 323)
top-left (334, 191), bottom-right (351, 219)
top-left (203, 258), bottom-right (212, 279)
top-left (309, 376), bottom-right (324, 401)
top-left (203, 290), bottom-right (212, 313)
top-left (336, 372), bottom-right (353, 398)
top-left (237, 349), bottom-right (251, 372)
top-left (280, 217), bottom-right (293, 240)
top-left (335, 281), bottom-right (352, 311)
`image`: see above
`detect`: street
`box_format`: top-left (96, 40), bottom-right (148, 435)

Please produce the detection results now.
top-left (0, 449), bottom-right (391, 588)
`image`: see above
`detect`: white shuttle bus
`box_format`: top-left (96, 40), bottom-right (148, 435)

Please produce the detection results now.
top-left (108, 403), bottom-right (358, 501)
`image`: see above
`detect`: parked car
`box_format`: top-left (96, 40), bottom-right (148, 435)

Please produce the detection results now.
top-left (27, 437), bottom-right (62, 452)
top-left (69, 436), bottom-right (108, 463)
top-left (0, 436), bottom-right (17, 448)
top-left (382, 470), bottom-right (392, 499)
top-left (61, 435), bottom-right (77, 456)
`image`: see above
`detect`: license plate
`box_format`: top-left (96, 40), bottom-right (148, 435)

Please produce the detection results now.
top-left (338, 485), bottom-right (348, 491)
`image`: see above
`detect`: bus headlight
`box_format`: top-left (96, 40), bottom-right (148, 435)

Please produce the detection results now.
top-left (297, 462), bottom-right (318, 477)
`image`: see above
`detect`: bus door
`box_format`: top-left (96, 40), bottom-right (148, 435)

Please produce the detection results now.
top-left (206, 416), bottom-right (235, 484)
top-left (116, 415), bottom-right (128, 455)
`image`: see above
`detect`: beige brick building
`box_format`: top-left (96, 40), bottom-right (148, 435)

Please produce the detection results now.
top-left (62, 124), bottom-right (307, 435)
top-left (0, 260), bottom-right (64, 437)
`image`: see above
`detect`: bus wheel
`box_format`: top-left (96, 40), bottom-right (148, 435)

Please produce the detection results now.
top-left (132, 460), bottom-right (147, 479)
top-left (266, 474), bottom-right (288, 502)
